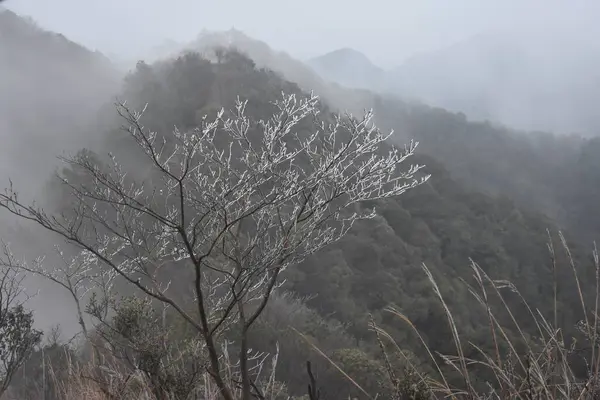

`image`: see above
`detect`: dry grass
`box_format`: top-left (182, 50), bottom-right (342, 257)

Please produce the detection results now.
top-left (297, 231), bottom-right (600, 399)
top-left (4, 337), bottom-right (289, 400)
top-left (379, 231), bottom-right (600, 399)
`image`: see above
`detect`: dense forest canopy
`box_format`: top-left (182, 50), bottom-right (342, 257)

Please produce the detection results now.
top-left (1, 9), bottom-right (600, 400)
top-left (171, 30), bottom-right (600, 245)
top-left (36, 47), bottom-right (595, 398)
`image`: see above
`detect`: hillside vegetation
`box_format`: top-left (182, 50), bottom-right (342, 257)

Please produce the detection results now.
top-left (0, 13), bottom-right (599, 400)
top-left (172, 30), bottom-right (600, 245)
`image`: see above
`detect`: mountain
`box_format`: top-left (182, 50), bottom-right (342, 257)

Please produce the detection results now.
top-left (51, 49), bottom-right (592, 396)
top-left (150, 29), bottom-right (600, 244)
top-left (307, 47), bottom-right (385, 90)
top-left (309, 33), bottom-right (600, 136)
top-left (0, 9), bottom-right (121, 196)
top-left (0, 21), bottom-right (598, 397)
top-left (155, 29), bottom-right (377, 116)
top-left (107, 38), bottom-right (189, 71)
top-left (389, 32), bottom-right (600, 136)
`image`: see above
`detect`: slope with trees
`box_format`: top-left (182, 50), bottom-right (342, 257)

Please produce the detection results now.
top-left (0, 49), bottom-right (594, 398)
top-left (1, 17), bottom-right (600, 398)
top-left (171, 31), bottom-right (600, 245)
top-left (1, 48), bottom-right (430, 399)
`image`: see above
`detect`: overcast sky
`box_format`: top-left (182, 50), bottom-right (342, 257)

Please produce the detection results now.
top-left (4, 0), bottom-right (600, 67)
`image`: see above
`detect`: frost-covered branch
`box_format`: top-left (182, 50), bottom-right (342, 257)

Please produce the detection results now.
top-left (0, 251), bottom-right (42, 396)
top-left (0, 242), bottom-right (115, 340)
top-left (0, 92), bottom-right (428, 400)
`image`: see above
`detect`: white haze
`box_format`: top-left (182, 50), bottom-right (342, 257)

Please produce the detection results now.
top-left (383, 30), bottom-right (600, 135)
top-left (1, 0), bottom-right (600, 334)
top-left (6, 0), bottom-right (600, 68)
top-left (0, 9), bottom-right (121, 334)
top-left (7, 0), bottom-right (600, 135)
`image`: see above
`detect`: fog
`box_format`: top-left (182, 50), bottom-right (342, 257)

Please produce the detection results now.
top-left (7, 0), bottom-right (600, 135)
top-left (6, 0), bottom-right (600, 67)
top-left (0, 9), bottom-right (121, 335)
top-left (2, 0), bottom-right (600, 335)
top-left (385, 28), bottom-right (600, 134)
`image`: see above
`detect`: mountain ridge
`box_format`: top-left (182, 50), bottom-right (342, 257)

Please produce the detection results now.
top-left (307, 47), bottom-right (385, 90)
top-left (309, 33), bottom-right (600, 136)
top-left (1, 14), bottom-right (599, 398)
top-left (53, 48), bottom-right (591, 395)
top-left (127, 27), bottom-right (600, 243)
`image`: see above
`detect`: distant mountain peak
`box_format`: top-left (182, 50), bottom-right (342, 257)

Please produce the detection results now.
top-left (320, 47), bottom-right (373, 62)
top-left (309, 47), bottom-right (379, 70)
top-left (307, 48), bottom-right (384, 91)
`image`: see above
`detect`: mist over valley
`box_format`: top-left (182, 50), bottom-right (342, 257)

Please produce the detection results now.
top-left (1, 2), bottom-right (600, 398)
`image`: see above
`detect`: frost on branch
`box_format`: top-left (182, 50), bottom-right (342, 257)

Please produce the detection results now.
top-left (0, 262), bottom-right (42, 396)
top-left (0, 242), bottom-right (116, 340)
top-left (0, 92), bottom-right (429, 399)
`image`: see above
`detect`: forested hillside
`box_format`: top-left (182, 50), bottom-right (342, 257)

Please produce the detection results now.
top-left (1, 12), bottom-right (600, 400)
top-left (102, 50), bottom-right (592, 340)
top-left (15, 48), bottom-right (593, 398)
top-left (369, 95), bottom-right (600, 244)
top-left (171, 31), bottom-right (600, 245)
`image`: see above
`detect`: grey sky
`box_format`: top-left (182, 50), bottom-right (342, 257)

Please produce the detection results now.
top-left (5, 0), bottom-right (600, 67)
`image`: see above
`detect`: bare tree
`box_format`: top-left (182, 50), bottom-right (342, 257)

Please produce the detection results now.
top-left (0, 262), bottom-right (42, 396)
top-left (0, 242), bottom-right (116, 341)
top-left (0, 92), bottom-right (428, 400)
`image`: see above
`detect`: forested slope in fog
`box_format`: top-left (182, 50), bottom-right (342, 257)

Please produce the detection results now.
top-left (41, 48), bottom-right (595, 397)
top-left (172, 30), bottom-right (600, 245)
top-left (1, 12), bottom-right (600, 399)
